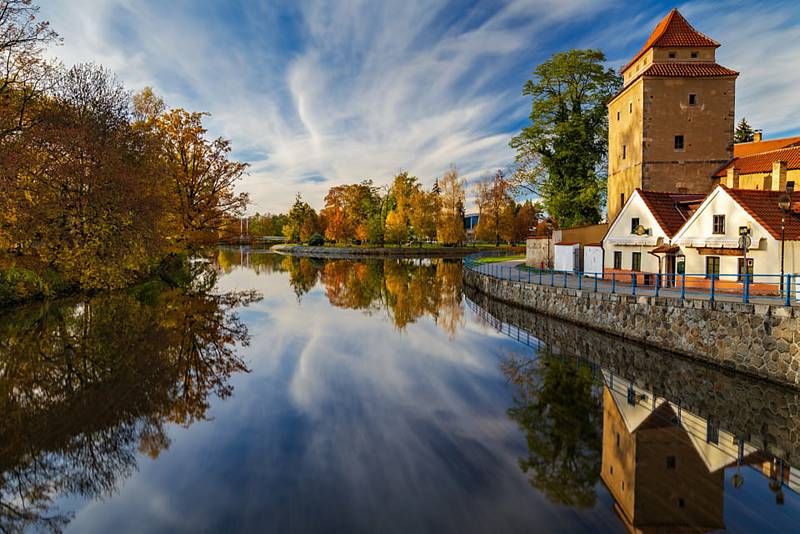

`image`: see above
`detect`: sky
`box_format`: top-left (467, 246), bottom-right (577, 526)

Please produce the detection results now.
top-left (39, 0), bottom-right (800, 214)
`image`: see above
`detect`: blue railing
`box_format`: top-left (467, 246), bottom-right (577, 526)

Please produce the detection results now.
top-left (463, 253), bottom-right (796, 306)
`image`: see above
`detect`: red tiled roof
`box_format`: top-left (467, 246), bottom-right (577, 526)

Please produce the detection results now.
top-left (714, 145), bottom-right (800, 177)
top-left (642, 62), bottom-right (738, 78)
top-left (555, 241), bottom-right (579, 246)
top-left (624, 9), bottom-right (720, 72)
top-left (734, 136), bottom-right (800, 158)
top-left (722, 186), bottom-right (800, 240)
top-left (637, 190), bottom-right (706, 238)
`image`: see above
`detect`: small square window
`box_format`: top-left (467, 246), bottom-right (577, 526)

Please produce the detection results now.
top-left (677, 498), bottom-right (685, 508)
top-left (713, 214), bottom-right (725, 234)
top-left (666, 456), bottom-right (676, 469)
top-left (668, 51), bottom-right (677, 58)
top-left (689, 94), bottom-right (697, 106)
top-left (674, 135), bottom-right (685, 150)
top-left (691, 51), bottom-right (699, 58)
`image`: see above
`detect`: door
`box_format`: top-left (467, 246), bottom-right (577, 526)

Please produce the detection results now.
top-left (665, 254), bottom-right (677, 287)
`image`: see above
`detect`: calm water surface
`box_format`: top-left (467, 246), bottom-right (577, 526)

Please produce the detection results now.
top-left (2, 249), bottom-right (799, 533)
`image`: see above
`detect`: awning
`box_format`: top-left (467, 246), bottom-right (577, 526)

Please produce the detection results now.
top-left (650, 244), bottom-right (680, 254)
top-left (606, 236), bottom-right (659, 246)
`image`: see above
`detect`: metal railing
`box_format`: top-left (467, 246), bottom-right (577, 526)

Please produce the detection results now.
top-left (464, 253), bottom-right (797, 306)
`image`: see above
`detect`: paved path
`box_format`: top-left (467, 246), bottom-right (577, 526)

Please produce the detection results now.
top-left (470, 259), bottom-right (797, 307)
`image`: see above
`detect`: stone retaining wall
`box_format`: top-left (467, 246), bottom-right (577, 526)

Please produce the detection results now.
top-left (463, 267), bottom-right (800, 388)
top-left (275, 244), bottom-right (523, 259)
top-left (465, 287), bottom-right (800, 461)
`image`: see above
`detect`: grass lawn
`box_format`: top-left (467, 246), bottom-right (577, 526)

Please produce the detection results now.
top-left (473, 254), bottom-right (525, 264)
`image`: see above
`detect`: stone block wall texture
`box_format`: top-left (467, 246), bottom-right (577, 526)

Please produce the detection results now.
top-left (463, 268), bottom-right (800, 389)
top-left (465, 287), bottom-right (800, 462)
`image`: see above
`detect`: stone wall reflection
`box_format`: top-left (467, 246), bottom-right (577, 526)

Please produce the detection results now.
top-left (0, 266), bottom-right (257, 533)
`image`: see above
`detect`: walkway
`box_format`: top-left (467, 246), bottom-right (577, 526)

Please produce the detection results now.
top-left (468, 258), bottom-right (798, 307)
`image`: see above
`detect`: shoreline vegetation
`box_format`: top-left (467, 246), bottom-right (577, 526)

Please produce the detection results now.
top-left (0, 2), bottom-right (248, 307)
top-left (272, 243), bottom-right (524, 258)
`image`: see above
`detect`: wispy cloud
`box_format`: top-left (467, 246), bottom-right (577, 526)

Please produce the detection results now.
top-left (39, 0), bottom-right (800, 213)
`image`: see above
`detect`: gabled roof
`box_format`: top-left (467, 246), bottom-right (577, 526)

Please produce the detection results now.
top-left (734, 136), bottom-right (800, 158)
top-left (637, 190), bottom-right (705, 238)
top-left (642, 62), bottom-right (737, 78)
top-left (623, 9), bottom-right (720, 73)
top-left (714, 145), bottom-right (800, 177)
top-left (721, 186), bottom-right (800, 240)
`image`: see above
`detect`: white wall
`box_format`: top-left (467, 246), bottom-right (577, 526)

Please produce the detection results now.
top-left (555, 244), bottom-right (580, 272)
top-left (584, 246), bottom-right (604, 276)
top-left (603, 191), bottom-right (668, 273)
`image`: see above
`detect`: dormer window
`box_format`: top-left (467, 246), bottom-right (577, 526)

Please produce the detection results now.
top-left (668, 51), bottom-right (677, 58)
top-left (690, 51), bottom-right (699, 58)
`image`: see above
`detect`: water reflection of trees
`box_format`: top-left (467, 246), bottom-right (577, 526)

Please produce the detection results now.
top-left (502, 352), bottom-right (603, 508)
top-left (0, 269), bottom-right (257, 533)
top-left (218, 251), bottom-right (465, 334)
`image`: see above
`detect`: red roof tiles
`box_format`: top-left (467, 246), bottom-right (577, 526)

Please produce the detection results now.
top-left (637, 190), bottom-right (706, 238)
top-left (714, 145), bottom-right (800, 177)
top-left (722, 186), bottom-right (800, 240)
top-left (643, 62), bottom-right (738, 78)
top-left (734, 136), bottom-right (800, 158)
top-left (624, 9), bottom-right (720, 73)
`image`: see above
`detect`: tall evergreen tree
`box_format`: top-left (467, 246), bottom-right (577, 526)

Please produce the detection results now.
top-left (734, 118), bottom-right (755, 143)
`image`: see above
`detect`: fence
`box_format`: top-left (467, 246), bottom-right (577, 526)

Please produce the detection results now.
top-left (463, 251), bottom-right (797, 306)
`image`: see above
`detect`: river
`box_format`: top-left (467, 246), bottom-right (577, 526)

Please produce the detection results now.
top-left (1, 249), bottom-right (799, 533)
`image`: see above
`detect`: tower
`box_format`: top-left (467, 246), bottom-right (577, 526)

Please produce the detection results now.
top-left (607, 9), bottom-right (738, 221)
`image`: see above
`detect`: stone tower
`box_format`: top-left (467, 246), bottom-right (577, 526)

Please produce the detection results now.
top-left (607, 9), bottom-right (738, 221)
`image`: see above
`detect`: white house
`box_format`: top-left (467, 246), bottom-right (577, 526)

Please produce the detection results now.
top-left (672, 185), bottom-right (800, 290)
top-left (603, 189), bottom-right (704, 280)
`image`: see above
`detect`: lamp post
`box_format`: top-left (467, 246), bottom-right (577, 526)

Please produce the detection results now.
top-left (778, 192), bottom-right (791, 294)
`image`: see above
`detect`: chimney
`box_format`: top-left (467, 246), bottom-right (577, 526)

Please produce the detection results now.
top-left (771, 160), bottom-right (787, 191)
top-left (753, 130), bottom-right (763, 142)
top-left (726, 167), bottom-right (739, 188)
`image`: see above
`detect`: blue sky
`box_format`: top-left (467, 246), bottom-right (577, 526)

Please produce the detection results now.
top-left (40, 0), bottom-right (800, 213)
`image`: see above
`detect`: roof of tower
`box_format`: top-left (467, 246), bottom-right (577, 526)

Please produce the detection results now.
top-left (623, 9), bottom-right (720, 73)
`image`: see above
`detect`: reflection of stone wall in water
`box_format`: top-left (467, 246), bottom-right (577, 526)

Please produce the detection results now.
top-left (464, 268), bottom-right (800, 389)
top-left (465, 286), bottom-right (800, 463)
top-left (0, 279), bottom-right (256, 533)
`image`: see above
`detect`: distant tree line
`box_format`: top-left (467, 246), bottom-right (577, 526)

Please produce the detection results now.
top-left (279, 165), bottom-right (542, 247)
top-left (0, 1), bottom-right (248, 303)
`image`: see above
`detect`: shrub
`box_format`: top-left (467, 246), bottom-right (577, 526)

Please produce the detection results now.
top-left (0, 267), bottom-right (54, 306)
top-left (307, 233), bottom-right (325, 246)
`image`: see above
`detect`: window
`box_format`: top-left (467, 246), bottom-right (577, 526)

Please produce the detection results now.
top-left (630, 217), bottom-right (640, 234)
top-left (689, 93), bottom-right (697, 106)
top-left (668, 51), bottom-right (677, 58)
top-left (666, 456), bottom-right (676, 469)
top-left (712, 214), bottom-right (725, 234)
top-left (677, 498), bottom-right (686, 508)
top-left (629, 102), bottom-right (633, 113)
top-left (706, 421), bottom-right (719, 444)
top-left (674, 135), bottom-right (685, 150)
top-left (691, 51), bottom-right (699, 58)
top-left (706, 256), bottom-right (721, 279)
top-left (620, 193), bottom-right (625, 208)
top-left (738, 258), bottom-right (754, 282)
top-left (614, 251), bottom-right (622, 270)
top-left (627, 385), bottom-right (636, 405)
top-left (632, 252), bottom-right (642, 272)
top-left (622, 144), bottom-right (627, 160)
top-left (617, 111), bottom-right (620, 120)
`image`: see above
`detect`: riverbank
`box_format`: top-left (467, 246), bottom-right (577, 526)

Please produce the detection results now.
top-left (273, 244), bottom-right (524, 259)
top-left (463, 262), bottom-right (800, 389)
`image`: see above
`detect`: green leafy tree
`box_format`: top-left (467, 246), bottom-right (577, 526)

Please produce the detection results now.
top-left (734, 117), bottom-right (755, 143)
top-left (510, 49), bottom-right (621, 227)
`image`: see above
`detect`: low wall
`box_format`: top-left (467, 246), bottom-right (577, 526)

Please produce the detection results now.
top-left (463, 267), bottom-right (800, 388)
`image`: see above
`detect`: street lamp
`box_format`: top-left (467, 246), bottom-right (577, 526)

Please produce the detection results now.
top-left (778, 192), bottom-right (791, 294)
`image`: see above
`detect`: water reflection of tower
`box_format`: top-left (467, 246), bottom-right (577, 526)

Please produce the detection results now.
top-left (600, 384), bottom-right (725, 533)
